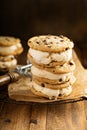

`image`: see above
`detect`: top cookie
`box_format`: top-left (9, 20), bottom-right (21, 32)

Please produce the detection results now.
top-left (0, 36), bottom-right (20, 46)
top-left (28, 35), bottom-right (74, 53)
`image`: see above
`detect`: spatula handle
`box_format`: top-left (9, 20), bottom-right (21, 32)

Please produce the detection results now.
top-left (0, 72), bottom-right (20, 87)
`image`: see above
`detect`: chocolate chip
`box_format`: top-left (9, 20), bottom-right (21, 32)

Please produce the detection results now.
top-left (43, 40), bottom-right (46, 42)
top-left (36, 41), bottom-right (39, 44)
top-left (59, 93), bottom-right (62, 97)
top-left (41, 83), bottom-right (45, 87)
top-left (60, 64), bottom-right (63, 67)
top-left (52, 96), bottom-right (55, 98)
top-left (65, 48), bottom-right (68, 51)
top-left (59, 78), bottom-right (62, 82)
top-left (69, 62), bottom-right (73, 65)
top-left (48, 46), bottom-right (51, 48)
top-left (60, 39), bottom-right (64, 42)
top-left (29, 41), bottom-right (31, 43)
top-left (47, 64), bottom-right (50, 66)
top-left (67, 79), bottom-right (70, 82)
top-left (43, 40), bottom-right (48, 45)
top-left (11, 57), bottom-right (14, 60)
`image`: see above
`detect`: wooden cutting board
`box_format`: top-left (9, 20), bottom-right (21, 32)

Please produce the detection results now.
top-left (8, 51), bottom-right (87, 103)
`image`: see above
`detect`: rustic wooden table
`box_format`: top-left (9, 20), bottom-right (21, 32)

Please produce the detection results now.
top-left (0, 47), bottom-right (87, 130)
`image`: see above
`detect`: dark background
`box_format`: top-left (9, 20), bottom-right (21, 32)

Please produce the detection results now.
top-left (0, 0), bottom-right (87, 50)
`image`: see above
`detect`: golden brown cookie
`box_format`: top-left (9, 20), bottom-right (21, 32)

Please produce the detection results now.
top-left (30, 81), bottom-right (72, 100)
top-left (0, 55), bottom-right (17, 69)
top-left (42, 60), bottom-right (75, 74)
top-left (33, 75), bottom-right (76, 89)
top-left (0, 36), bottom-right (20, 46)
top-left (33, 74), bottom-right (73, 85)
top-left (0, 36), bottom-right (23, 55)
top-left (29, 56), bottom-right (75, 74)
top-left (31, 65), bottom-right (73, 84)
top-left (28, 35), bottom-right (74, 53)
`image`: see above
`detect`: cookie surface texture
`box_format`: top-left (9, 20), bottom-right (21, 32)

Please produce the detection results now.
top-left (0, 36), bottom-right (23, 55)
top-left (0, 36), bottom-right (20, 46)
top-left (28, 35), bottom-right (74, 53)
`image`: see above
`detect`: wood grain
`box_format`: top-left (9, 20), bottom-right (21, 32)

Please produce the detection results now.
top-left (29, 104), bottom-right (47, 130)
top-left (70, 102), bottom-right (86, 130)
top-left (0, 101), bottom-right (87, 130)
top-left (0, 103), bottom-right (31, 130)
top-left (0, 102), bottom-right (4, 115)
top-left (46, 102), bottom-right (87, 130)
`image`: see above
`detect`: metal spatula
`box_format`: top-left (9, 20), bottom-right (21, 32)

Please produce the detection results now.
top-left (0, 64), bottom-right (32, 87)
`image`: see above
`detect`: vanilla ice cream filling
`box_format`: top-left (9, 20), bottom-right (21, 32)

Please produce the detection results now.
top-left (0, 43), bottom-right (22, 53)
top-left (31, 81), bottom-right (72, 100)
top-left (29, 48), bottom-right (72, 64)
top-left (0, 59), bottom-right (17, 68)
top-left (31, 66), bottom-right (72, 81)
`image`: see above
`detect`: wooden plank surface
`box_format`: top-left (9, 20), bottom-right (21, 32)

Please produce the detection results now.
top-left (29, 104), bottom-right (47, 130)
top-left (0, 103), bottom-right (31, 130)
top-left (46, 101), bottom-right (87, 130)
top-left (0, 101), bottom-right (87, 130)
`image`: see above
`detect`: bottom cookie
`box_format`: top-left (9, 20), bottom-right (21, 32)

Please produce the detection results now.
top-left (30, 81), bottom-right (72, 100)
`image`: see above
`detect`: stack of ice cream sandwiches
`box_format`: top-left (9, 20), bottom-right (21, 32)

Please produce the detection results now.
top-left (27, 35), bottom-right (76, 100)
top-left (0, 36), bottom-right (23, 74)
